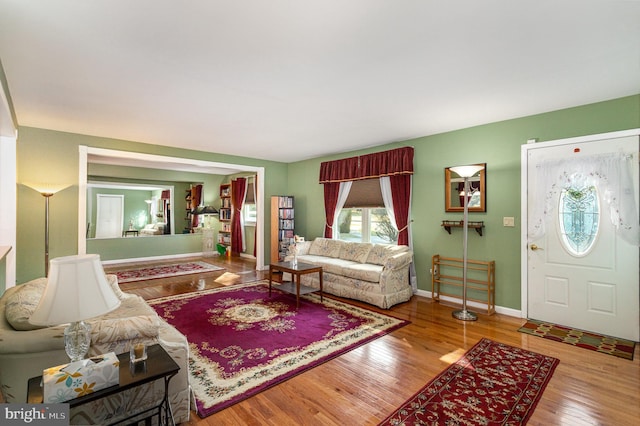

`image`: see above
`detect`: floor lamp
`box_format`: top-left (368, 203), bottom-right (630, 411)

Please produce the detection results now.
top-left (450, 165), bottom-right (484, 321)
top-left (25, 183), bottom-right (67, 277)
top-left (42, 191), bottom-right (54, 277)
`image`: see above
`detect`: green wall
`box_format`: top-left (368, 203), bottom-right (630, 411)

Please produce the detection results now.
top-left (287, 95), bottom-right (640, 310)
top-left (14, 96), bottom-right (640, 308)
top-left (16, 127), bottom-right (289, 283)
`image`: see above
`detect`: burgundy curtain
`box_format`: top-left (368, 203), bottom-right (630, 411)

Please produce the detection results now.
top-left (323, 182), bottom-right (340, 238)
top-left (320, 147), bottom-right (413, 242)
top-left (161, 190), bottom-right (171, 232)
top-left (191, 184), bottom-right (203, 229)
top-left (319, 146), bottom-right (413, 183)
top-left (390, 174), bottom-right (411, 245)
top-left (231, 178), bottom-right (247, 256)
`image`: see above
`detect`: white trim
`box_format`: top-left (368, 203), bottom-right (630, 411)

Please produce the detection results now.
top-left (520, 128), bottom-right (640, 319)
top-left (79, 146), bottom-right (266, 270)
top-left (0, 79), bottom-right (17, 288)
top-left (100, 252), bottom-right (213, 265)
top-left (0, 83), bottom-right (16, 138)
top-left (415, 289), bottom-right (521, 318)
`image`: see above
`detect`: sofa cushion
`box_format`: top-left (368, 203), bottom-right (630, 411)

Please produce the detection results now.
top-left (339, 242), bottom-right (373, 263)
top-left (308, 238), bottom-right (343, 258)
top-left (297, 255), bottom-right (355, 275)
top-left (341, 263), bottom-right (383, 283)
top-left (5, 279), bottom-right (48, 331)
top-left (366, 244), bottom-right (409, 265)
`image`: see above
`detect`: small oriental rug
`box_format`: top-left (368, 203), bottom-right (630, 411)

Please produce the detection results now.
top-left (518, 319), bottom-right (636, 360)
top-left (379, 338), bottom-right (559, 426)
top-left (114, 261), bottom-right (223, 283)
top-left (148, 281), bottom-right (408, 418)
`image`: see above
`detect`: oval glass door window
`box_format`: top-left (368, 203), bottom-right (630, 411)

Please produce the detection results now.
top-left (558, 186), bottom-right (599, 256)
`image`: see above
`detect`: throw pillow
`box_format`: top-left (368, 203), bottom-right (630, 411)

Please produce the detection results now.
top-left (5, 279), bottom-right (48, 331)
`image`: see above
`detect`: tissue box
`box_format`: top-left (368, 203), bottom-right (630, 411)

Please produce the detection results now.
top-left (43, 352), bottom-right (120, 403)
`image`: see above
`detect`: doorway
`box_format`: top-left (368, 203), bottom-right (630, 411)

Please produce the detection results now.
top-left (521, 130), bottom-right (639, 341)
top-left (95, 194), bottom-right (124, 239)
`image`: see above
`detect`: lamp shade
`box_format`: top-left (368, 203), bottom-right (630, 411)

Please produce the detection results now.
top-left (30, 254), bottom-right (121, 326)
top-left (449, 165), bottom-right (484, 178)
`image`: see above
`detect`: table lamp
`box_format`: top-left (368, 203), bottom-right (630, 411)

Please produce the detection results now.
top-left (29, 254), bottom-right (121, 361)
top-left (449, 164), bottom-right (484, 321)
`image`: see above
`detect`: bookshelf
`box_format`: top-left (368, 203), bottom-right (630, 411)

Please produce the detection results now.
top-left (218, 184), bottom-right (232, 249)
top-left (271, 196), bottom-right (294, 262)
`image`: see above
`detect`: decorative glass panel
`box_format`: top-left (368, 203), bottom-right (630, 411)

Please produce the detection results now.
top-left (558, 186), bottom-right (599, 256)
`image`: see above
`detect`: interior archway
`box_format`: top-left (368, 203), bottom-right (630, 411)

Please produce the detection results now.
top-left (78, 146), bottom-right (265, 269)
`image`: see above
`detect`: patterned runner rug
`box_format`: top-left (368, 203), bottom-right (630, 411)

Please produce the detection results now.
top-left (379, 338), bottom-right (559, 426)
top-left (113, 261), bottom-right (224, 283)
top-left (148, 281), bottom-right (409, 418)
top-left (518, 319), bottom-right (636, 360)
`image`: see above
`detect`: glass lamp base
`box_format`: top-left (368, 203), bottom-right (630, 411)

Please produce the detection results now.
top-left (452, 309), bottom-right (478, 321)
top-left (65, 320), bottom-right (91, 362)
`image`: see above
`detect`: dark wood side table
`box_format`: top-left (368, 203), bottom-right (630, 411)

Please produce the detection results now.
top-left (122, 230), bottom-right (139, 237)
top-left (269, 261), bottom-right (323, 308)
top-left (28, 344), bottom-right (179, 426)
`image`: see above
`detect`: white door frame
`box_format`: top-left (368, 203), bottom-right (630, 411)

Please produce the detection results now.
top-left (95, 194), bottom-right (124, 239)
top-left (520, 128), bottom-right (640, 319)
top-left (0, 82), bottom-right (17, 289)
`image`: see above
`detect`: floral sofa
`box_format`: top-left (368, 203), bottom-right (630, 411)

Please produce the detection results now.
top-left (0, 274), bottom-right (190, 424)
top-left (140, 222), bottom-right (166, 235)
top-left (289, 237), bottom-right (414, 308)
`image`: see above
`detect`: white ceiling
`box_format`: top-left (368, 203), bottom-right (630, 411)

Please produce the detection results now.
top-left (1, 1), bottom-right (639, 163)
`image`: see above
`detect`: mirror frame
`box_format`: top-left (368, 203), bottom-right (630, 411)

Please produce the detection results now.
top-left (444, 163), bottom-right (486, 212)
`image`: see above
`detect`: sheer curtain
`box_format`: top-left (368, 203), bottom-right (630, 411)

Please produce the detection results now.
top-left (528, 152), bottom-right (639, 246)
top-left (252, 175), bottom-right (257, 257)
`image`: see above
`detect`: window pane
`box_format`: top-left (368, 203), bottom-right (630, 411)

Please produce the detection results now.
top-left (371, 208), bottom-right (398, 244)
top-left (243, 203), bottom-right (257, 224)
top-left (337, 208), bottom-right (397, 244)
top-left (558, 186), bottom-right (599, 256)
top-left (337, 208), bottom-right (362, 242)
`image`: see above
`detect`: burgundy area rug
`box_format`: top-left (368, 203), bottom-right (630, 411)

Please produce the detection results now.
top-left (148, 281), bottom-right (409, 418)
top-left (379, 338), bottom-right (559, 426)
top-left (114, 261), bottom-right (223, 283)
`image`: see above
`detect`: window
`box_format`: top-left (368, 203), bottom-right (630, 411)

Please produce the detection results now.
top-left (337, 208), bottom-right (397, 244)
top-left (242, 178), bottom-right (257, 225)
top-left (558, 185), bottom-right (599, 256)
top-left (335, 179), bottom-right (397, 244)
top-left (243, 203), bottom-right (257, 225)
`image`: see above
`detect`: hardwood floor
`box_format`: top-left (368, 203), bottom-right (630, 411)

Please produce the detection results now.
top-left (108, 256), bottom-right (640, 426)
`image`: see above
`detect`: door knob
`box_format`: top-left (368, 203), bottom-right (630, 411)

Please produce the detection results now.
top-left (530, 244), bottom-right (543, 251)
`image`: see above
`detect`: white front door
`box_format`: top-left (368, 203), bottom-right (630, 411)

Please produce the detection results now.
top-left (95, 194), bottom-right (124, 239)
top-left (524, 133), bottom-right (639, 341)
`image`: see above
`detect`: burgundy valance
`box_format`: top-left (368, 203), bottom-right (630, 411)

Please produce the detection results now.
top-left (319, 146), bottom-right (413, 183)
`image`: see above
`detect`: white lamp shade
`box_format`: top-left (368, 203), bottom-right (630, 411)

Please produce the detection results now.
top-left (30, 254), bottom-right (121, 325)
top-left (449, 165), bottom-right (484, 178)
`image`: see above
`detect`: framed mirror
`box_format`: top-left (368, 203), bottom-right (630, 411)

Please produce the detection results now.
top-left (445, 163), bottom-right (486, 212)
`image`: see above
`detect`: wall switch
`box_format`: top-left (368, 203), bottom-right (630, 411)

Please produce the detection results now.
top-left (503, 217), bottom-right (515, 227)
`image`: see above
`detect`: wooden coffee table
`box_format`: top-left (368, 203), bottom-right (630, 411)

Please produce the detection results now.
top-left (269, 261), bottom-right (323, 308)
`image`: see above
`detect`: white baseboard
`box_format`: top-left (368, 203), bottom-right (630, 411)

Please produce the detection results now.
top-left (101, 252), bottom-right (215, 265)
top-left (415, 289), bottom-right (522, 318)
